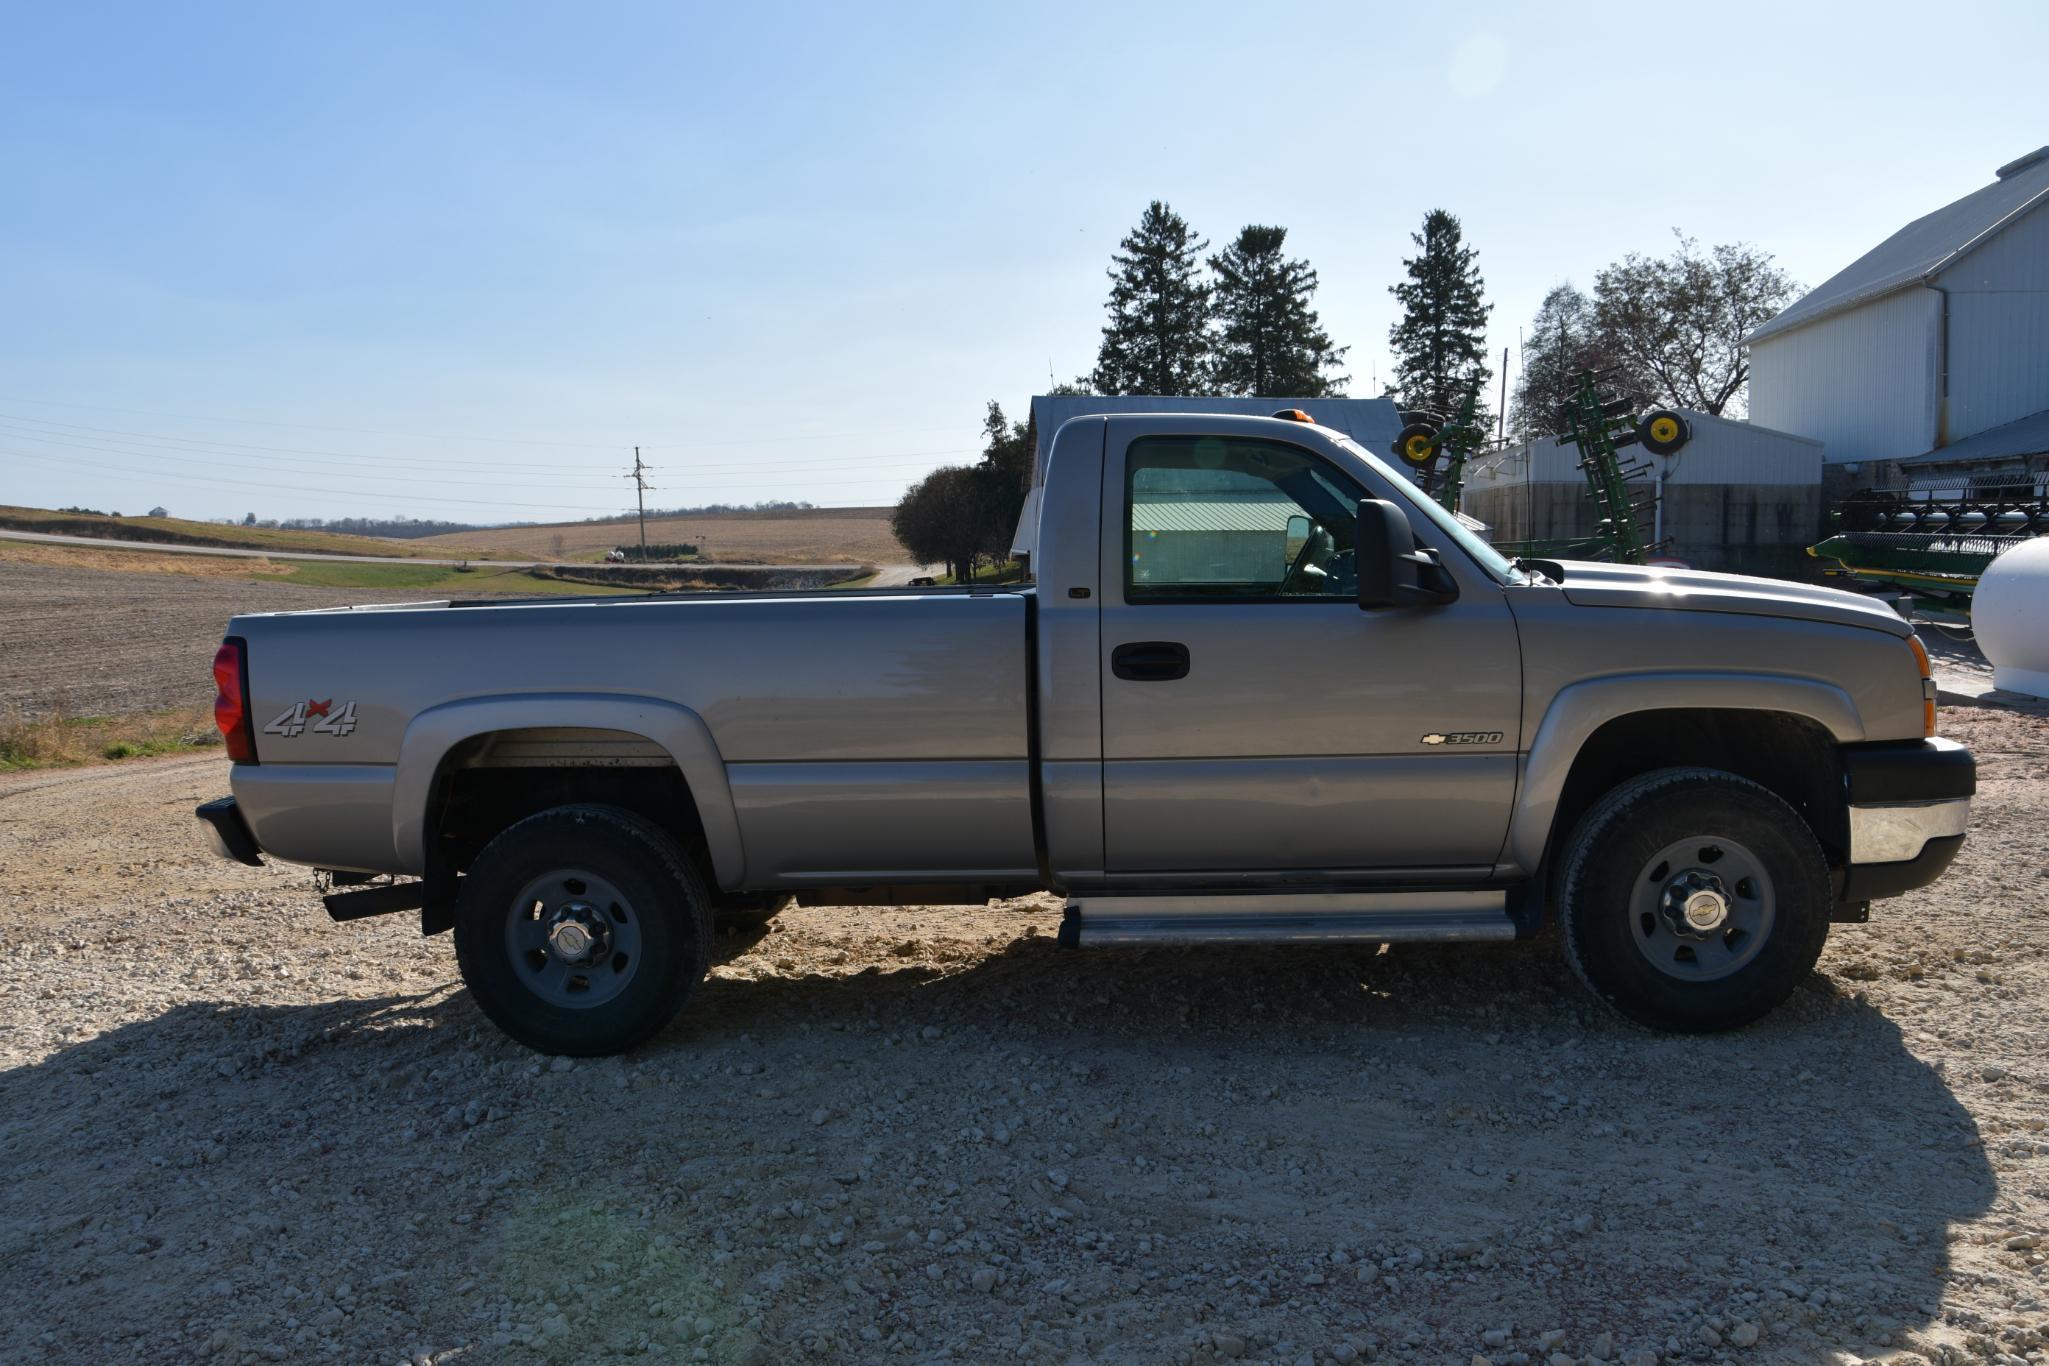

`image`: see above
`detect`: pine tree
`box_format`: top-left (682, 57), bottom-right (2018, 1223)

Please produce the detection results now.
top-left (1090, 201), bottom-right (1214, 396)
top-left (1386, 209), bottom-right (1493, 424)
top-left (1210, 225), bottom-right (1348, 397)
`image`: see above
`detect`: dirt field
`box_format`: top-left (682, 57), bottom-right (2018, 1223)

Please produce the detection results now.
top-left (0, 558), bottom-right (561, 718)
top-left (2, 705), bottom-right (2046, 1363)
top-left (418, 506), bottom-right (903, 565)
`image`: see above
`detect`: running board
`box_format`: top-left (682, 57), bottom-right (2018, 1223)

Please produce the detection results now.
top-left (1057, 889), bottom-right (1516, 947)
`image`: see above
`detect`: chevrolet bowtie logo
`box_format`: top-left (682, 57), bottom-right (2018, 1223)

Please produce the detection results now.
top-left (1421, 733), bottom-right (1447, 745)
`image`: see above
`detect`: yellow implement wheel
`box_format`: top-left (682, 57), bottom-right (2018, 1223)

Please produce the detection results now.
top-left (1636, 409), bottom-right (1692, 456)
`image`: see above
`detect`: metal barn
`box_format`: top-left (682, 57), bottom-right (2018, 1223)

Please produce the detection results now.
top-left (1747, 145), bottom-right (2049, 473)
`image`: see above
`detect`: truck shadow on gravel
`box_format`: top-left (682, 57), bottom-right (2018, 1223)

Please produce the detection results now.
top-left (0, 932), bottom-right (1998, 1362)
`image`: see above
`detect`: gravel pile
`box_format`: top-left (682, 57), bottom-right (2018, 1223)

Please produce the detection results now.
top-left (2, 705), bottom-right (2047, 1363)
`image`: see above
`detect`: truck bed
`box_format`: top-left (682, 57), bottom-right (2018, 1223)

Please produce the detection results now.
top-left (228, 587), bottom-right (1040, 884)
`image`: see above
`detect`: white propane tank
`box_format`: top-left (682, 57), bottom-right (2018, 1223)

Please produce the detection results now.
top-left (1973, 538), bottom-right (2049, 698)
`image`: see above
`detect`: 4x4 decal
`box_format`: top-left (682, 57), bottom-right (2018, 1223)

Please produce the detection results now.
top-left (263, 699), bottom-right (359, 738)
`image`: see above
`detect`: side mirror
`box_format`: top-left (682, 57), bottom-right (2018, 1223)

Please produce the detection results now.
top-left (1356, 499), bottom-right (1457, 610)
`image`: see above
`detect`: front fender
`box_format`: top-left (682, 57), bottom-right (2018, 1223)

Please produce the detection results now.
top-left (390, 693), bottom-right (745, 888)
top-left (1504, 672), bottom-right (1865, 872)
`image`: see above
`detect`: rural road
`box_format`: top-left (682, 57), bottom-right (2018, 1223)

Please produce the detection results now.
top-left (0, 528), bottom-right (908, 577)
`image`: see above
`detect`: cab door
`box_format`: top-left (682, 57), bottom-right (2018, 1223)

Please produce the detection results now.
top-left (1096, 422), bottom-right (1521, 875)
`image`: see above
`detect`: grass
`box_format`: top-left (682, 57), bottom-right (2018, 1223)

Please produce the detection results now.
top-left (937, 562), bottom-right (1031, 586)
top-left (417, 506), bottom-right (905, 565)
top-left (271, 561), bottom-right (645, 595)
top-left (0, 504), bottom-right (474, 559)
top-left (0, 705), bottom-right (223, 771)
top-left (0, 539), bottom-right (648, 597)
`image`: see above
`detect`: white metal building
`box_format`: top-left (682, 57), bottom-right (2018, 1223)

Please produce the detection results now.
top-left (1747, 145), bottom-right (2049, 467)
top-left (1461, 409), bottom-right (1823, 574)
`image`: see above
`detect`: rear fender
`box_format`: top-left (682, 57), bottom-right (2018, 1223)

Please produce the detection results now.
top-left (391, 693), bottom-right (744, 887)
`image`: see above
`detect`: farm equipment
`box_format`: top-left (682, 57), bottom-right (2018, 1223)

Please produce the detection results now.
top-left (1392, 380), bottom-right (1493, 515)
top-left (1389, 369), bottom-right (1691, 567)
top-left (1545, 369), bottom-right (1692, 566)
top-left (1809, 472), bottom-right (2049, 617)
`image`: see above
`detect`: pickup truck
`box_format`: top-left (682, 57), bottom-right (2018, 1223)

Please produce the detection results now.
top-left (197, 412), bottom-right (1975, 1055)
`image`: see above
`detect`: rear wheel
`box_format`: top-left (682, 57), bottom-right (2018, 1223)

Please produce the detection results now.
top-left (453, 803), bottom-right (711, 1056)
top-left (1558, 768), bottom-right (1830, 1032)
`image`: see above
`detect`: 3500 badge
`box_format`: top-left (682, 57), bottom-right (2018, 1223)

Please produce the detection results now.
top-left (264, 699), bottom-right (359, 738)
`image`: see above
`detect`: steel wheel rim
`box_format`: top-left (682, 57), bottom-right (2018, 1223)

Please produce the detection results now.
top-left (505, 868), bottom-right (642, 1008)
top-left (1627, 835), bottom-right (1775, 982)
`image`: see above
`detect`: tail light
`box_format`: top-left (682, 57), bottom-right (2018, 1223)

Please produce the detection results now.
top-left (212, 638), bottom-right (258, 763)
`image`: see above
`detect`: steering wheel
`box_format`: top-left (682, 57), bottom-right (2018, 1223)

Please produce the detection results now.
top-left (1279, 524), bottom-right (1335, 595)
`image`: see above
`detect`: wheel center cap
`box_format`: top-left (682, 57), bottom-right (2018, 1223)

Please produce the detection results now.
top-left (1682, 889), bottom-right (1729, 931)
top-left (1659, 871), bottom-right (1731, 938)
top-left (545, 903), bottom-right (609, 964)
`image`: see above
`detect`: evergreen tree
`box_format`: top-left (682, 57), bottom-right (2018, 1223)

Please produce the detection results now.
top-left (1210, 225), bottom-right (1348, 397)
top-left (1386, 209), bottom-right (1493, 425)
top-left (974, 399), bottom-right (1031, 555)
top-left (1090, 201), bottom-right (1214, 396)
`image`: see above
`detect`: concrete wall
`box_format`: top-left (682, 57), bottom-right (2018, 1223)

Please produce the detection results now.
top-left (1463, 481), bottom-right (1824, 577)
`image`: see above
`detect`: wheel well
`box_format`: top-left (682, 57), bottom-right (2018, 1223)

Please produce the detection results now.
top-left (426, 727), bottom-right (710, 883)
top-left (1549, 709), bottom-right (1845, 870)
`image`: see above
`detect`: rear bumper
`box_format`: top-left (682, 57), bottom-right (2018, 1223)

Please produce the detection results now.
top-left (1839, 737), bottom-right (1973, 901)
top-left (196, 797), bottom-right (264, 867)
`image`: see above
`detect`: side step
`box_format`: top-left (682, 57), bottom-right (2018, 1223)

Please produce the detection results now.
top-left (1057, 889), bottom-right (1515, 947)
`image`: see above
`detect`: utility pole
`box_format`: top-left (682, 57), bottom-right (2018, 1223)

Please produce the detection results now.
top-left (1497, 346), bottom-right (1508, 443)
top-left (625, 447), bottom-right (652, 561)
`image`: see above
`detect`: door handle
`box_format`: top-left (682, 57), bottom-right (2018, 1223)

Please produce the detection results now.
top-left (1111, 641), bottom-right (1190, 682)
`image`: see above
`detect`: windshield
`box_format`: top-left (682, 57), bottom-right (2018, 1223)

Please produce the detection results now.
top-left (1334, 435), bottom-right (1520, 584)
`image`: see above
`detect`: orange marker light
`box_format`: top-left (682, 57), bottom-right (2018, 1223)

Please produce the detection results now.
top-left (1908, 634), bottom-right (1935, 737)
top-left (1270, 408), bottom-right (1314, 423)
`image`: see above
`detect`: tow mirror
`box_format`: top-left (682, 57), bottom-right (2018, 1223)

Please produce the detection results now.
top-left (1356, 499), bottom-right (1457, 610)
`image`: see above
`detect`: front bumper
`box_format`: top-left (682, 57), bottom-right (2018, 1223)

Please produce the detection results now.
top-left (196, 797), bottom-right (264, 867)
top-left (1839, 737), bottom-right (1973, 902)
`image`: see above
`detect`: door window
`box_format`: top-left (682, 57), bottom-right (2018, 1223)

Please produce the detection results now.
top-left (1125, 436), bottom-right (1364, 601)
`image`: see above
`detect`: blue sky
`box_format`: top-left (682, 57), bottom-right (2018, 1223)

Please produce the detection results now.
top-left (2, 0), bottom-right (2043, 523)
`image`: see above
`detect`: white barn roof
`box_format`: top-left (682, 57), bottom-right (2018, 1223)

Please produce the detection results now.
top-left (1749, 146), bottom-right (2049, 344)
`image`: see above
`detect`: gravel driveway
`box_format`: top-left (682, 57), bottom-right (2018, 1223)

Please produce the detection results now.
top-left (2, 705), bottom-right (2046, 1364)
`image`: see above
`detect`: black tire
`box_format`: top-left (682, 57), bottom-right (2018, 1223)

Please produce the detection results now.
top-left (1636, 408), bottom-right (1692, 456)
top-left (1394, 422), bottom-right (1439, 467)
top-left (1558, 768), bottom-right (1830, 1033)
top-left (453, 803), bottom-right (712, 1056)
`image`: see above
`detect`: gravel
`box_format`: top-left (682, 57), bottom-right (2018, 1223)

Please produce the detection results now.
top-left (2, 704), bottom-right (2047, 1363)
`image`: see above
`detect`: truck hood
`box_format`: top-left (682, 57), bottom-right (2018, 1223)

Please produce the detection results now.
top-left (1550, 561), bottom-right (1911, 637)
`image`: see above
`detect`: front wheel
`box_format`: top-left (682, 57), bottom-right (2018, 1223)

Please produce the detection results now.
top-left (1558, 768), bottom-right (1831, 1032)
top-left (453, 803), bottom-right (712, 1056)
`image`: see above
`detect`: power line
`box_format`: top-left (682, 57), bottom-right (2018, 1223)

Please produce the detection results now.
top-left (2, 446), bottom-right (920, 511)
top-left (0, 395), bottom-right (963, 452)
top-left (0, 429), bottom-right (938, 489)
top-left (0, 413), bottom-right (973, 474)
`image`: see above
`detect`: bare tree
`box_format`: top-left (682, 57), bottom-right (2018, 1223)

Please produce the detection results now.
top-left (1592, 233), bottom-right (1798, 417)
